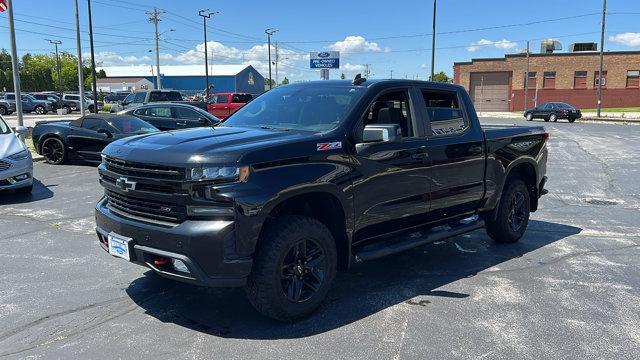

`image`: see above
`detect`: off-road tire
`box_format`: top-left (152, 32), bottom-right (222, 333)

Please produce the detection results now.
top-left (486, 179), bottom-right (530, 243)
top-left (245, 215), bottom-right (337, 322)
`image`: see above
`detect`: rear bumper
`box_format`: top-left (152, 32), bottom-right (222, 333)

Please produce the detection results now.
top-left (538, 176), bottom-right (548, 197)
top-left (95, 197), bottom-right (252, 287)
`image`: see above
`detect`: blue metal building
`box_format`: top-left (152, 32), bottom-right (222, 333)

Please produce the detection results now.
top-left (98, 64), bottom-right (265, 95)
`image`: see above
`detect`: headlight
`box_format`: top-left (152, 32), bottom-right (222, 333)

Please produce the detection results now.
top-left (7, 149), bottom-right (30, 161)
top-left (190, 166), bottom-right (249, 182)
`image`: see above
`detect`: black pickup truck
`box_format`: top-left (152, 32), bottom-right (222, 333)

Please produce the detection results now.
top-left (95, 79), bottom-right (548, 321)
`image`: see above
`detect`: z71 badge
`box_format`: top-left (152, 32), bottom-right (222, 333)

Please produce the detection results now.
top-left (317, 142), bottom-right (342, 151)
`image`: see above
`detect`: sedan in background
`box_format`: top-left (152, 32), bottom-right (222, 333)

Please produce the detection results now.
top-left (32, 114), bottom-right (158, 165)
top-left (121, 103), bottom-right (220, 131)
top-left (524, 102), bottom-right (582, 123)
top-left (0, 115), bottom-right (33, 193)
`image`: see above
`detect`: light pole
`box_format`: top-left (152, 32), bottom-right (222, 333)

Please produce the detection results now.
top-left (199, 9), bottom-right (218, 99)
top-left (6, 0), bottom-right (24, 130)
top-left (87, 0), bottom-right (98, 113)
top-left (265, 28), bottom-right (278, 89)
top-left (74, 0), bottom-right (85, 115)
top-left (596, 0), bottom-right (607, 117)
top-left (430, 0), bottom-right (436, 81)
top-left (46, 39), bottom-right (63, 95)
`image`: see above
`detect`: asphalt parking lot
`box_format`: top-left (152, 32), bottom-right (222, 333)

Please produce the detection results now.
top-left (1, 119), bottom-right (639, 359)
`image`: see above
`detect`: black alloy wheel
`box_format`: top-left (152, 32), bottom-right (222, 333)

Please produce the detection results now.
top-left (42, 138), bottom-right (66, 165)
top-left (508, 191), bottom-right (527, 232)
top-left (35, 105), bottom-right (45, 115)
top-left (280, 238), bottom-right (327, 303)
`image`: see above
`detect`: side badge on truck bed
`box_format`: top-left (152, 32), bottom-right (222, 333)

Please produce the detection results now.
top-left (317, 142), bottom-right (342, 151)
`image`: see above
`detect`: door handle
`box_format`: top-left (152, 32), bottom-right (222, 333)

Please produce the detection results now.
top-left (468, 145), bottom-right (483, 155)
top-left (176, 122), bottom-right (187, 126)
top-left (411, 152), bottom-right (429, 159)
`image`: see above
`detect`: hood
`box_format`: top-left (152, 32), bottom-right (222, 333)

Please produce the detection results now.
top-left (0, 133), bottom-right (27, 158)
top-left (103, 126), bottom-right (316, 166)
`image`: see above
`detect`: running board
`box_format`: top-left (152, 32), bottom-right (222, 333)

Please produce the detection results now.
top-left (353, 219), bottom-right (485, 262)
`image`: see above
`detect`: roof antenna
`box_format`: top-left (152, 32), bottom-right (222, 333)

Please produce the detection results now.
top-left (352, 73), bottom-right (367, 86)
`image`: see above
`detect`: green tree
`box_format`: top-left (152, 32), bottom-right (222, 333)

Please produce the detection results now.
top-left (0, 71), bottom-right (8, 92)
top-left (0, 49), bottom-right (12, 72)
top-left (340, 73), bottom-right (346, 79)
top-left (431, 71), bottom-right (451, 83)
top-left (281, 77), bottom-right (289, 85)
top-left (97, 69), bottom-right (107, 79)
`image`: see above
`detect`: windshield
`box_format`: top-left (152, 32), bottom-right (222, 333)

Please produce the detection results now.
top-left (0, 117), bottom-right (9, 134)
top-left (107, 116), bottom-right (159, 134)
top-left (223, 85), bottom-right (366, 132)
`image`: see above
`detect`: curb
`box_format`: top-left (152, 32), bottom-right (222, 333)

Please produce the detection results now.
top-left (580, 117), bottom-right (640, 123)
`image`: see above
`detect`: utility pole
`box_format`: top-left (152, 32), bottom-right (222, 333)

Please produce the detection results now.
top-left (198, 9), bottom-right (217, 99)
top-left (596, 0), bottom-right (607, 117)
top-left (274, 41), bottom-right (279, 86)
top-left (430, 0), bottom-right (437, 81)
top-left (148, 8), bottom-right (165, 90)
top-left (87, 0), bottom-right (98, 113)
top-left (6, 0), bottom-right (23, 130)
top-left (364, 64), bottom-right (370, 78)
top-left (265, 28), bottom-right (277, 89)
top-left (74, 0), bottom-right (85, 115)
top-left (46, 39), bottom-right (63, 96)
top-left (390, 70), bottom-right (393, 79)
top-left (524, 41), bottom-right (530, 111)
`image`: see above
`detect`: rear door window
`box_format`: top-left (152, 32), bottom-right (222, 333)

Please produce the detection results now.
top-left (420, 89), bottom-right (468, 137)
top-left (133, 93), bottom-right (147, 103)
top-left (210, 95), bottom-right (229, 104)
top-left (144, 106), bottom-right (172, 118)
top-left (173, 107), bottom-right (200, 119)
top-left (231, 94), bottom-right (252, 103)
top-left (82, 118), bottom-right (108, 131)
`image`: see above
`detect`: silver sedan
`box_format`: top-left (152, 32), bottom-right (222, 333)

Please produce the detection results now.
top-left (0, 116), bottom-right (33, 193)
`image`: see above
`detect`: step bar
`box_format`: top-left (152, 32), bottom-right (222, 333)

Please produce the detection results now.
top-left (353, 219), bottom-right (485, 262)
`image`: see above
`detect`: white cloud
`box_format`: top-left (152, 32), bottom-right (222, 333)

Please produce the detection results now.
top-left (467, 39), bottom-right (517, 52)
top-left (419, 63), bottom-right (428, 69)
top-left (609, 32), bottom-right (640, 47)
top-left (329, 36), bottom-right (383, 53)
top-left (342, 63), bottom-right (364, 71)
top-left (87, 51), bottom-right (152, 66)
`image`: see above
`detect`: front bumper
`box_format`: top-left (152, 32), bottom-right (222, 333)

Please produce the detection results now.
top-left (0, 156), bottom-right (33, 191)
top-left (95, 197), bottom-right (252, 287)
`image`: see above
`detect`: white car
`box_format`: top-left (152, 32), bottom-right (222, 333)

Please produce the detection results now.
top-left (0, 116), bottom-right (33, 193)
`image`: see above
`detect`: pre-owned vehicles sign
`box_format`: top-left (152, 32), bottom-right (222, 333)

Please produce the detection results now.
top-left (310, 51), bottom-right (340, 69)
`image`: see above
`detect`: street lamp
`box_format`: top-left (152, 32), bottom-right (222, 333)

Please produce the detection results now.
top-left (46, 39), bottom-right (63, 95)
top-left (265, 28), bottom-right (278, 89)
top-left (199, 9), bottom-right (218, 99)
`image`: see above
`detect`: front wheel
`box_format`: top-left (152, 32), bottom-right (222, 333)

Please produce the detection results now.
top-left (63, 105), bottom-right (72, 113)
top-left (0, 106), bottom-right (7, 115)
top-left (485, 179), bottom-right (530, 243)
top-left (549, 114), bottom-right (558, 122)
top-left (525, 112), bottom-right (533, 121)
top-left (41, 137), bottom-right (67, 165)
top-left (245, 215), bottom-right (337, 322)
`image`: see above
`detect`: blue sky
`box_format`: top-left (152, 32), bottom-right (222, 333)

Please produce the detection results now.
top-left (1, 0), bottom-right (639, 81)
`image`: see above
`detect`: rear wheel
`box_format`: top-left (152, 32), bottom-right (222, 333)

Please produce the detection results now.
top-left (485, 179), bottom-right (530, 243)
top-left (245, 215), bottom-right (337, 322)
top-left (549, 114), bottom-right (558, 122)
top-left (34, 105), bottom-right (46, 115)
top-left (41, 137), bottom-right (67, 165)
top-left (525, 112), bottom-right (533, 121)
top-left (0, 105), bottom-right (7, 115)
top-left (63, 105), bottom-right (72, 113)
top-left (568, 117), bottom-right (576, 123)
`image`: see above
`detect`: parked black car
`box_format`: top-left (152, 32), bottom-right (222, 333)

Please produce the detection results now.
top-left (120, 103), bottom-right (220, 131)
top-left (524, 102), bottom-right (581, 123)
top-left (95, 79), bottom-right (549, 321)
top-left (32, 114), bottom-right (158, 165)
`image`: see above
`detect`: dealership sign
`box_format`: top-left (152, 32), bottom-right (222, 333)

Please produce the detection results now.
top-left (310, 51), bottom-right (340, 69)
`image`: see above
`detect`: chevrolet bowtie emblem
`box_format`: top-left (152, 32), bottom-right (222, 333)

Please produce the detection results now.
top-left (115, 177), bottom-right (136, 192)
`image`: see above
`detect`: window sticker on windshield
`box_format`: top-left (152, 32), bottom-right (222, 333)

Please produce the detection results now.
top-left (317, 142), bottom-right (342, 151)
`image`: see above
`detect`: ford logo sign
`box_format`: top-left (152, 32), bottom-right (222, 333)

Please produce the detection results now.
top-left (318, 52), bottom-right (331, 58)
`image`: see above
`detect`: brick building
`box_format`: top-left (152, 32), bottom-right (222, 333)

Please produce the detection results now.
top-left (453, 50), bottom-right (640, 111)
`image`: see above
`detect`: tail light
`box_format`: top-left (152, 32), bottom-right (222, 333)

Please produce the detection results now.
top-left (543, 133), bottom-right (550, 141)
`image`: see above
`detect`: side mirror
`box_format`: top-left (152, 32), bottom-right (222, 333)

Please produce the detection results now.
top-left (14, 126), bottom-right (29, 137)
top-left (362, 124), bottom-right (402, 143)
top-left (198, 117), bottom-right (209, 124)
top-left (97, 128), bottom-right (113, 138)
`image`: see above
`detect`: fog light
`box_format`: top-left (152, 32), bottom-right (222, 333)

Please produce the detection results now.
top-left (14, 174), bottom-right (29, 181)
top-left (172, 259), bottom-right (189, 273)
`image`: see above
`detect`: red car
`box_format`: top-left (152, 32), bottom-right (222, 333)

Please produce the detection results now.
top-left (206, 93), bottom-right (253, 119)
